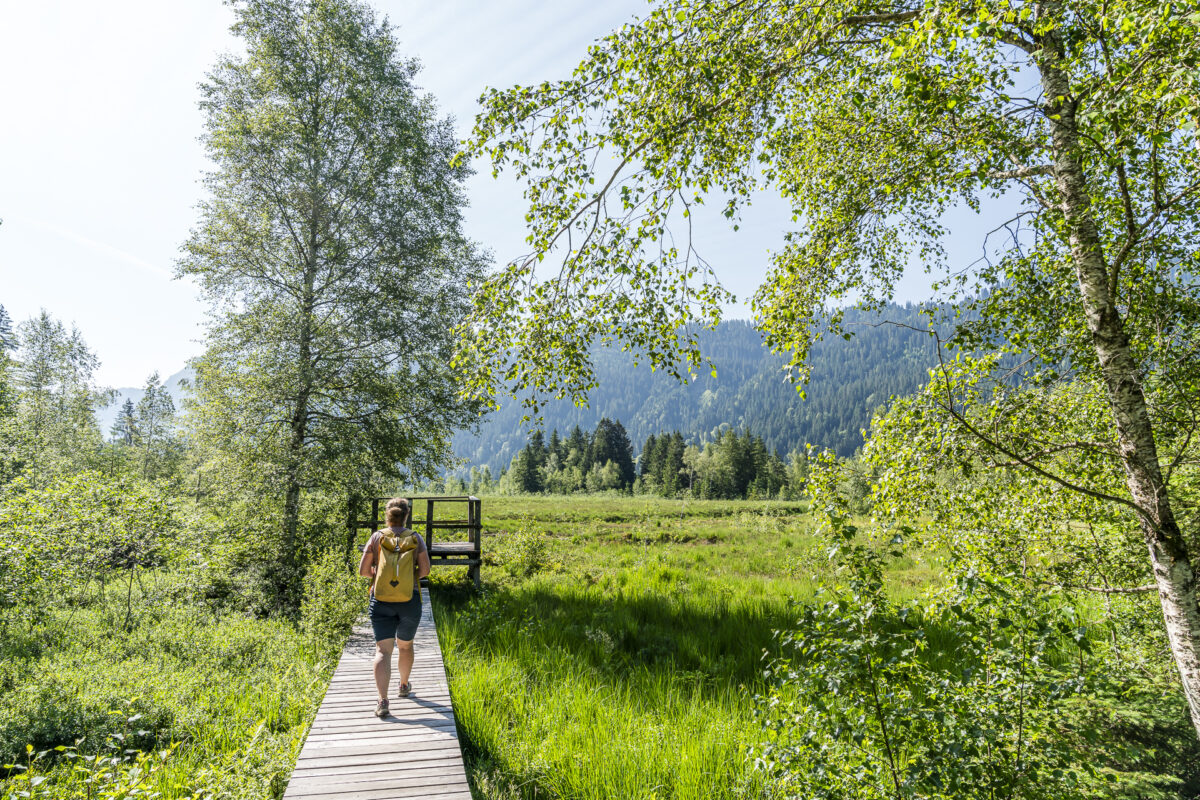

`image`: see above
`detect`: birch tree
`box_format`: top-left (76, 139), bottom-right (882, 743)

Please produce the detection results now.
top-left (181, 0), bottom-right (484, 598)
top-left (458, 0), bottom-right (1200, 736)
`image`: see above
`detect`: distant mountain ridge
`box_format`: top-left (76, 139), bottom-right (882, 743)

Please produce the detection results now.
top-left (95, 367), bottom-right (193, 435)
top-left (452, 303), bottom-right (950, 472)
top-left (100, 304), bottom-right (946, 463)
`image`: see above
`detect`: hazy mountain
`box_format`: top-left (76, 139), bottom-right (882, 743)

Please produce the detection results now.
top-left (98, 303), bottom-right (947, 463)
top-left (452, 303), bottom-right (950, 472)
top-left (96, 367), bottom-right (194, 436)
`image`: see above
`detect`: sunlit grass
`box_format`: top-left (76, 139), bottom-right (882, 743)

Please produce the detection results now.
top-left (432, 494), bottom-right (943, 799)
top-left (0, 575), bottom-right (334, 799)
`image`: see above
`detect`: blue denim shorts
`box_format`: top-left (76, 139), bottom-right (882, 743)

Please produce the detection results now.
top-left (368, 593), bottom-right (421, 642)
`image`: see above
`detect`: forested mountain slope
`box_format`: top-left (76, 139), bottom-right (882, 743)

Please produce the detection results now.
top-left (453, 303), bottom-right (948, 470)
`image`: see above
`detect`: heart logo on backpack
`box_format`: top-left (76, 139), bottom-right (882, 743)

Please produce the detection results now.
top-left (390, 580), bottom-right (399, 587)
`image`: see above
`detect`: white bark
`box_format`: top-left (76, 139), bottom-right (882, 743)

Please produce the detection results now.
top-left (1039, 28), bottom-right (1200, 740)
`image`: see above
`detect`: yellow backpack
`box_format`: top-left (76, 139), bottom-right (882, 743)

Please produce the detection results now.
top-left (373, 530), bottom-right (419, 602)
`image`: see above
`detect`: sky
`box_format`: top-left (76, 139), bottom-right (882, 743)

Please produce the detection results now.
top-left (0, 0), bottom-right (1007, 389)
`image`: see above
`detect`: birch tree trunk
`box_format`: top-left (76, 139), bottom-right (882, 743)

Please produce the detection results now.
top-left (1040, 31), bottom-right (1200, 740)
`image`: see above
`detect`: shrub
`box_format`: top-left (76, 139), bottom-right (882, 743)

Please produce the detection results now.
top-left (300, 549), bottom-right (364, 657)
top-left (2, 714), bottom-right (183, 800)
top-left (507, 518), bottom-right (548, 579)
top-left (0, 472), bottom-right (174, 628)
top-left (753, 575), bottom-right (1100, 799)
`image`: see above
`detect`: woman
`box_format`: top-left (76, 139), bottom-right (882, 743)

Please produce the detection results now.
top-left (358, 498), bottom-right (431, 718)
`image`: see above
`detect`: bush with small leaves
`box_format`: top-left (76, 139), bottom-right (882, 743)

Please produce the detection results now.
top-left (300, 549), bottom-right (365, 659)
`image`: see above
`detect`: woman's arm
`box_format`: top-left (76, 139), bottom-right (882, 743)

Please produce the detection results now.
top-left (358, 537), bottom-right (377, 578)
top-left (416, 536), bottom-right (431, 579)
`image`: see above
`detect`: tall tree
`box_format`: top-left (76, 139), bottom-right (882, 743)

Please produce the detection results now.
top-left (110, 398), bottom-right (137, 446)
top-left (589, 418), bottom-right (636, 489)
top-left (564, 425), bottom-right (588, 470)
top-left (527, 429), bottom-right (548, 471)
top-left (662, 433), bottom-right (686, 496)
top-left (0, 306), bottom-right (15, 354)
top-left (459, 0), bottom-right (1200, 734)
top-left (0, 305), bottom-right (16, 481)
top-left (7, 311), bottom-right (107, 477)
top-left (135, 372), bottom-right (180, 481)
top-left (507, 447), bottom-right (543, 494)
top-left (639, 433), bottom-right (658, 482)
top-left (180, 0), bottom-right (484, 597)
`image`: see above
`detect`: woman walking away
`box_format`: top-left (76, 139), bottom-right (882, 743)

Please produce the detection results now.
top-left (358, 498), bottom-right (430, 718)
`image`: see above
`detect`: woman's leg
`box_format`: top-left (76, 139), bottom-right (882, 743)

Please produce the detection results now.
top-left (396, 638), bottom-right (414, 688)
top-left (392, 595), bottom-right (422, 692)
top-left (373, 638), bottom-right (395, 700)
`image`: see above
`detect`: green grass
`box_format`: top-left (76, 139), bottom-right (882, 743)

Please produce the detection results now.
top-left (8, 493), bottom-right (1191, 799)
top-left (430, 495), bottom-right (1199, 800)
top-left (0, 573), bottom-right (336, 799)
top-left (430, 495), bottom-right (936, 799)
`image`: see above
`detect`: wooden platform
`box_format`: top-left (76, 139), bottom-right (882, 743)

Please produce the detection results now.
top-left (350, 496), bottom-right (482, 587)
top-left (283, 588), bottom-right (470, 799)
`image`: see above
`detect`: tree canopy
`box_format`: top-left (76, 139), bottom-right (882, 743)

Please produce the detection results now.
top-left (459, 0), bottom-right (1200, 737)
top-left (179, 0), bottom-right (485, 599)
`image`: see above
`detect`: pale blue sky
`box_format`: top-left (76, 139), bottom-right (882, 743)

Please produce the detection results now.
top-left (0, 1), bottom-right (1002, 388)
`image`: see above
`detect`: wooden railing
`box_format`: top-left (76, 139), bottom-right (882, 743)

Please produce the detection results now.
top-left (348, 495), bottom-right (483, 587)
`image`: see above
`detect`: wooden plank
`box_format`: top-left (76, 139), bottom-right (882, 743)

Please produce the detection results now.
top-left (286, 782), bottom-right (471, 800)
top-left (282, 588), bottom-right (470, 800)
top-left (290, 757), bottom-right (468, 780)
top-left (425, 498), bottom-right (434, 549)
top-left (428, 542), bottom-right (477, 553)
top-left (287, 764), bottom-right (466, 786)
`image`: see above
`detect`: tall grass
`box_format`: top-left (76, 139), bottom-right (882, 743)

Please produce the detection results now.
top-left (433, 495), bottom-right (1199, 799)
top-left (0, 572), bottom-right (340, 799)
top-left (432, 496), bottom-right (855, 799)
top-left (436, 571), bottom-right (798, 799)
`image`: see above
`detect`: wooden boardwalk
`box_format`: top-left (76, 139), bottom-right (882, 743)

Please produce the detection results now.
top-left (283, 588), bottom-right (471, 800)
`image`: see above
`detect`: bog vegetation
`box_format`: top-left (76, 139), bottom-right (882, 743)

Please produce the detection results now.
top-left (439, 494), bottom-right (1200, 799)
top-left (4, 0), bottom-right (1200, 798)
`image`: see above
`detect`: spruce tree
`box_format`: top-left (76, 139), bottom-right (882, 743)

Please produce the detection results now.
top-left (639, 434), bottom-right (657, 481)
top-left (528, 429), bottom-right (548, 471)
top-left (110, 399), bottom-right (137, 446)
top-left (0, 305), bottom-right (15, 353)
top-left (135, 372), bottom-right (178, 481)
top-left (508, 448), bottom-right (542, 494)
top-left (610, 420), bottom-right (636, 489)
top-left (565, 425), bottom-right (588, 469)
top-left (662, 433), bottom-right (686, 497)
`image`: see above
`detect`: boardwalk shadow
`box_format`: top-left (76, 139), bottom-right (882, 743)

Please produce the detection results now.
top-left (402, 694), bottom-right (454, 712)
top-left (374, 713), bottom-right (454, 728)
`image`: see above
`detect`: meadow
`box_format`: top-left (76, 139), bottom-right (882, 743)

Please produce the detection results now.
top-left (0, 530), bottom-right (361, 800)
top-left (431, 495), bottom-right (1200, 800)
top-left (431, 495), bottom-right (938, 800)
top-left (3, 493), bottom-right (1197, 800)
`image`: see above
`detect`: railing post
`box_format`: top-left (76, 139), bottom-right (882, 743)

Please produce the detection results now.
top-left (346, 494), bottom-right (359, 569)
top-left (371, 498), bottom-right (380, 534)
top-left (426, 498), bottom-right (435, 549)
